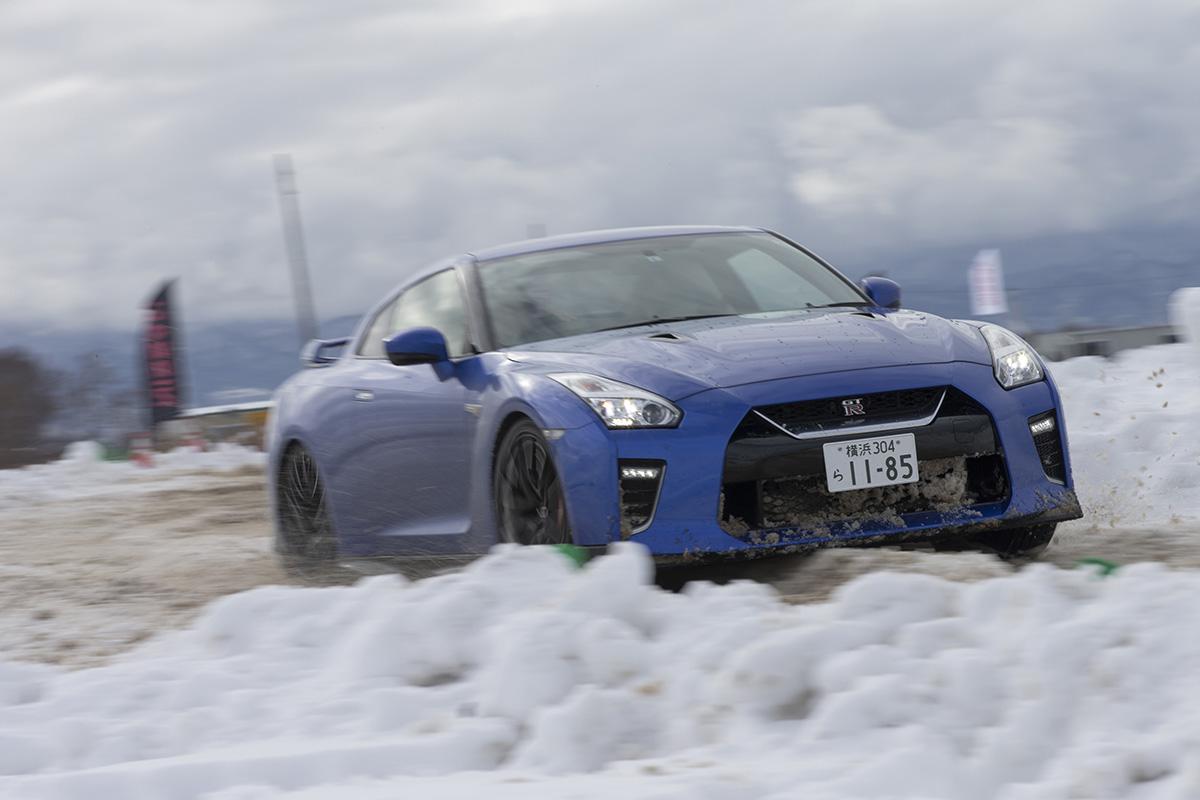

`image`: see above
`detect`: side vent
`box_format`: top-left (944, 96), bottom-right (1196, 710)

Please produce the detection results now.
top-left (618, 460), bottom-right (665, 536)
top-left (1029, 411), bottom-right (1066, 483)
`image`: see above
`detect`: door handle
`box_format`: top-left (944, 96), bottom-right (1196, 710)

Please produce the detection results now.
top-left (353, 390), bottom-right (374, 402)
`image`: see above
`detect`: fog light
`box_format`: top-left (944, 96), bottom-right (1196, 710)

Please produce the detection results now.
top-left (1029, 417), bottom-right (1056, 436)
top-left (620, 465), bottom-right (661, 480)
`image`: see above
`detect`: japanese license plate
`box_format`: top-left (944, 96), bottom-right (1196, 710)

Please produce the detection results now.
top-left (823, 433), bottom-right (919, 493)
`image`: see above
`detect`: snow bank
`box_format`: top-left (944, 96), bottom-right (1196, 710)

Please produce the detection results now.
top-left (1168, 287), bottom-right (1200, 349)
top-left (3, 544), bottom-right (1200, 799)
top-left (1051, 342), bottom-right (1200, 526)
top-left (0, 443), bottom-right (265, 510)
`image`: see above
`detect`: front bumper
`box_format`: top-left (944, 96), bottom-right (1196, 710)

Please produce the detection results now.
top-left (550, 362), bottom-right (1082, 557)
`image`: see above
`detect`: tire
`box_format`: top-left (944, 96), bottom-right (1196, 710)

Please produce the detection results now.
top-left (971, 523), bottom-right (1056, 560)
top-left (276, 444), bottom-right (342, 581)
top-left (493, 419), bottom-right (572, 546)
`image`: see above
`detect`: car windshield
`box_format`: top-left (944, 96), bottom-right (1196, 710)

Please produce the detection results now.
top-left (477, 232), bottom-right (866, 349)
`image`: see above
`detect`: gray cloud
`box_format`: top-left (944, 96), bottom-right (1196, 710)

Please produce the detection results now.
top-left (1, 0), bottom-right (1197, 330)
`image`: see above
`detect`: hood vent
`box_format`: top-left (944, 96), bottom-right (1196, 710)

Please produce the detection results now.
top-left (646, 332), bottom-right (685, 341)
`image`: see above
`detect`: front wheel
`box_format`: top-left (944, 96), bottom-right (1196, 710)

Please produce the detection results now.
top-left (971, 523), bottom-right (1056, 560)
top-left (493, 420), bottom-right (572, 546)
top-left (276, 444), bottom-right (341, 580)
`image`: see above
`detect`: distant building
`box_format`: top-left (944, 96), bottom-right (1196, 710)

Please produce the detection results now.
top-left (1028, 324), bottom-right (1179, 361)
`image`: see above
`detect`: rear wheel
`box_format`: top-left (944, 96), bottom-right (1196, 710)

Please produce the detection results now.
top-left (971, 523), bottom-right (1056, 560)
top-left (493, 420), bottom-right (572, 546)
top-left (276, 444), bottom-right (340, 579)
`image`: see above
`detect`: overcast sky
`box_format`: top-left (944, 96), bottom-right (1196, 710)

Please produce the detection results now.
top-left (2, 0), bottom-right (1198, 331)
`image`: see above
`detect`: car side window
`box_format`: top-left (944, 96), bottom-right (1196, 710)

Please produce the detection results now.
top-left (359, 270), bottom-right (471, 359)
top-left (356, 298), bottom-right (400, 358)
top-left (392, 270), bottom-right (471, 357)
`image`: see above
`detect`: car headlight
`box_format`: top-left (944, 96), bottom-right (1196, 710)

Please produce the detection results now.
top-left (980, 324), bottom-right (1044, 389)
top-left (549, 373), bottom-right (682, 428)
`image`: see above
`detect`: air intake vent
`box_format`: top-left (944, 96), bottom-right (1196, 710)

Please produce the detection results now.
top-left (938, 388), bottom-right (987, 417)
top-left (618, 460), bottom-right (665, 536)
top-left (1030, 411), bottom-right (1066, 483)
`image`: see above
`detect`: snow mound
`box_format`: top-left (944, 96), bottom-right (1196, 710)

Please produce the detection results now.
top-left (0, 443), bottom-right (266, 509)
top-left (59, 441), bottom-right (105, 466)
top-left (4, 544), bottom-right (1200, 799)
top-left (1168, 287), bottom-right (1200, 348)
top-left (1051, 342), bottom-right (1200, 527)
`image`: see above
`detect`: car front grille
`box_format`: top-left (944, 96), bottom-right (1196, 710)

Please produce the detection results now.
top-left (720, 388), bottom-right (1008, 538)
top-left (755, 387), bottom-right (945, 438)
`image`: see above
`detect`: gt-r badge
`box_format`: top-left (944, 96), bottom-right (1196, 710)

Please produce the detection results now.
top-left (842, 398), bottom-right (866, 416)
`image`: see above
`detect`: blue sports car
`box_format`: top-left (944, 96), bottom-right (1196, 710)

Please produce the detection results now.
top-left (268, 226), bottom-right (1081, 573)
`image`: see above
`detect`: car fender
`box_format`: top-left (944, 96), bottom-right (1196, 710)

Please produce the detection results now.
top-left (462, 369), bottom-right (612, 550)
top-left (480, 370), bottom-right (600, 433)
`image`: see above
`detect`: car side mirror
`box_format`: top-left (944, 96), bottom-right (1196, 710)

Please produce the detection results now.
top-left (300, 337), bottom-right (350, 367)
top-left (384, 327), bottom-right (450, 366)
top-left (859, 277), bottom-right (902, 310)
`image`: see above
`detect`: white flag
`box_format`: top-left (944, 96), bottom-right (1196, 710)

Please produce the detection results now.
top-left (969, 249), bottom-right (1008, 316)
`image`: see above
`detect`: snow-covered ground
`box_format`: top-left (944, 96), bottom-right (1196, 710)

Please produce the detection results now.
top-left (1051, 343), bottom-right (1200, 527)
top-left (0, 444), bottom-right (278, 669)
top-left (0, 341), bottom-right (1198, 799)
top-left (4, 545), bottom-right (1200, 799)
top-left (0, 442), bottom-right (265, 509)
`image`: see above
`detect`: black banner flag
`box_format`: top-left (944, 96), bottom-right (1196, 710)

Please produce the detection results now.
top-left (143, 281), bottom-right (184, 426)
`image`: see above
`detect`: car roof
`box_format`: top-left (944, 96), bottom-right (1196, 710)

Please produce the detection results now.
top-left (467, 225), bottom-right (764, 262)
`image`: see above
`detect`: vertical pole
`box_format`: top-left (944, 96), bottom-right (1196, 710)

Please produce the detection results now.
top-left (273, 154), bottom-right (319, 346)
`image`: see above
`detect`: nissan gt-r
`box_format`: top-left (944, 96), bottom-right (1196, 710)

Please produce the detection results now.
top-left (267, 226), bottom-right (1081, 573)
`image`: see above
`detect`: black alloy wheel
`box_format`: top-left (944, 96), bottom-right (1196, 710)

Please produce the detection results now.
top-left (277, 444), bottom-right (338, 575)
top-left (493, 420), bottom-right (572, 546)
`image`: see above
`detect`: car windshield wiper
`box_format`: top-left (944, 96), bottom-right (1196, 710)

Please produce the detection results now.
top-left (594, 313), bottom-right (739, 332)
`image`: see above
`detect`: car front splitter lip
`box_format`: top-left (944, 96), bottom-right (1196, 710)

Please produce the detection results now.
top-left (634, 488), bottom-right (1083, 561)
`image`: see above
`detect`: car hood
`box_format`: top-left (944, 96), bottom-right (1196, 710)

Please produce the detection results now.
top-left (505, 309), bottom-right (992, 400)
